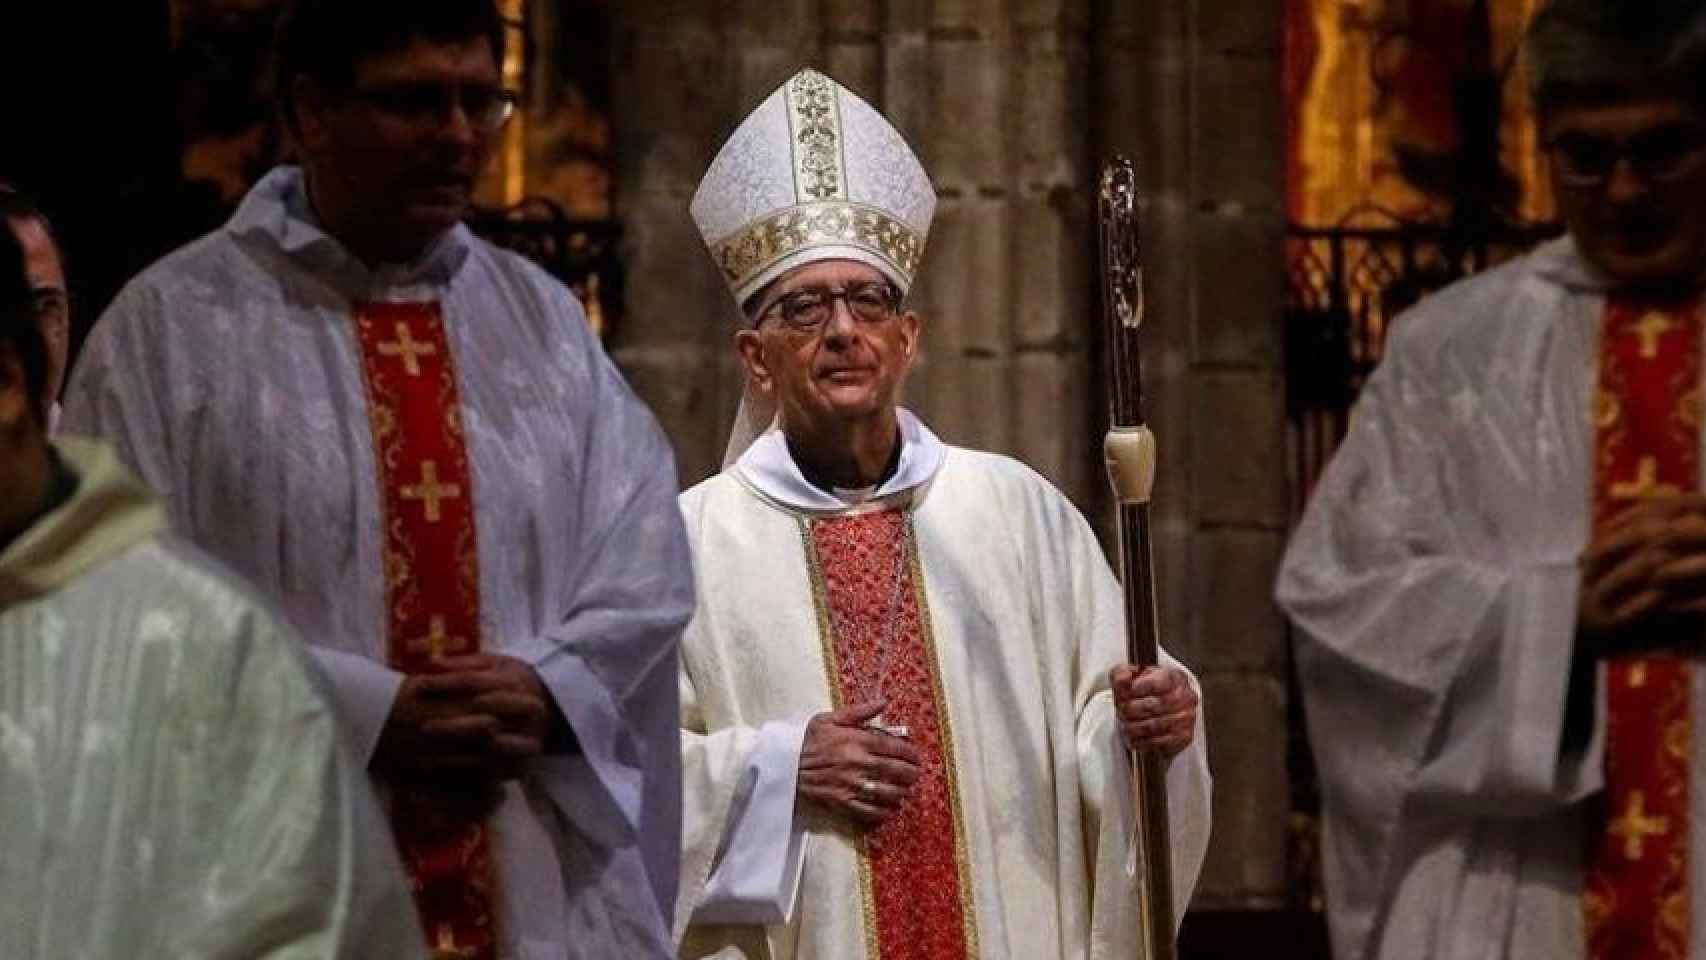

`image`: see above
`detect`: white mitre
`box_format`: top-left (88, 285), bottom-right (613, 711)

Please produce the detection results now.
top-left (693, 68), bottom-right (937, 466)
top-left (691, 68), bottom-right (937, 309)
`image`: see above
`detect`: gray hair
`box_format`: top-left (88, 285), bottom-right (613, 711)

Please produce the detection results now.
top-left (1526, 0), bottom-right (1706, 115)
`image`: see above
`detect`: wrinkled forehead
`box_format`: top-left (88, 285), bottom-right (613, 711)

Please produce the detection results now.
top-left (1543, 95), bottom-right (1706, 139)
top-left (750, 258), bottom-right (891, 313)
top-left (354, 34), bottom-right (500, 87)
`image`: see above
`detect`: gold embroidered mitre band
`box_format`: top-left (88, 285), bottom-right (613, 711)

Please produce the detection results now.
top-left (692, 68), bottom-right (937, 307)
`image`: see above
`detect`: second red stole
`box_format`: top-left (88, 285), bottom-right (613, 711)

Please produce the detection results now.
top-left (353, 301), bottom-right (498, 960)
top-left (1585, 293), bottom-right (1702, 959)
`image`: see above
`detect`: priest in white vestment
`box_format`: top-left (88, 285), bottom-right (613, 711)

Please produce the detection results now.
top-left (1277, 4), bottom-right (1706, 958)
top-left (673, 68), bottom-right (1212, 960)
top-left (0, 223), bottom-right (424, 958)
top-left (61, 2), bottom-right (695, 956)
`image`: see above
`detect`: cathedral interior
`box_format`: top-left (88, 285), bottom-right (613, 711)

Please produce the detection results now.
top-left (0, 1), bottom-right (1560, 956)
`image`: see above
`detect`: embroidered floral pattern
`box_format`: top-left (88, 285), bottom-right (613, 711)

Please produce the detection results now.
top-left (1585, 295), bottom-right (1702, 960)
top-left (787, 69), bottom-right (847, 202)
top-left (810, 510), bottom-right (975, 960)
top-left (354, 302), bottom-right (498, 960)
top-left (712, 201), bottom-right (923, 296)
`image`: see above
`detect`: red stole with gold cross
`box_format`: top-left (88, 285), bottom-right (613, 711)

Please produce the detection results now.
top-left (1585, 294), bottom-right (1702, 959)
top-left (806, 509), bottom-right (979, 959)
top-left (353, 301), bottom-right (498, 960)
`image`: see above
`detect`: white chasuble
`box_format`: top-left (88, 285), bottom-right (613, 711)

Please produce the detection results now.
top-left (1277, 237), bottom-right (1706, 960)
top-left (0, 439), bottom-right (424, 958)
top-left (63, 166), bottom-right (695, 959)
top-left (675, 416), bottom-right (1211, 960)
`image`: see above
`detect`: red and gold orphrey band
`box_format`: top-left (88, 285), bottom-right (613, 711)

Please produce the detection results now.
top-left (354, 301), bottom-right (498, 960)
top-left (1585, 295), bottom-right (1701, 959)
top-left (807, 511), bottom-right (978, 959)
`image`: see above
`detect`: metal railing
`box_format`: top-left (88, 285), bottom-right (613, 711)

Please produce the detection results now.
top-left (1285, 211), bottom-right (1562, 513)
top-left (468, 198), bottom-right (622, 339)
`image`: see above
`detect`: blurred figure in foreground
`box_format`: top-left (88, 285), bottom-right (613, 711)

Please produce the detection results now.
top-left (0, 183), bottom-right (422, 959)
top-left (1280, 2), bottom-right (1706, 957)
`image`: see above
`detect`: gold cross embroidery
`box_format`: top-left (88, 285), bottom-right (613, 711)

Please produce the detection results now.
top-left (408, 616), bottom-right (467, 661)
top-left (1611, 456), bottom-right (1682, 500)
top-left (1634, 311), bottom-right (1675, 360)
top-left (1609, 790), bottom-right (1670, 860)
top-left (400, 460), bottom-right (462, 523)
top-left (377, 321), bottom-right (439, 377)
top-left (430, 924), bottom-right (476, 960)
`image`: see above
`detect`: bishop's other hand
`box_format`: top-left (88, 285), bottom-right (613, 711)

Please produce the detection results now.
top-left (1110, 663), bottom-right (1197, 759)
top-left (1579, 495), bottom-right (1706, 656)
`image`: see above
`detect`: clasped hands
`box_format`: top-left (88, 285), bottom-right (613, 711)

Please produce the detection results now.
top-left (372, 653), bottom-right (565, 805)
top-left (1579, 496), bottom-right (1706, 655)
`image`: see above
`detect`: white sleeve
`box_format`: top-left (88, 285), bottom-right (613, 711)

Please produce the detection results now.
top-left (692, 720), bottom-right (811, 926)
top-left (305, 646), bottom-right (405, 765)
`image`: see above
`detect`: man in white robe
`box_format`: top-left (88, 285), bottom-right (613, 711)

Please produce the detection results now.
top-left (673, 68), bottom-right (1212, 960)
top-left (62, 1), bottom-right (694, 957)
top-left (0, 202), bottom-right (424, 958)
top-left (1277, 3), bottom-right (1706, 958)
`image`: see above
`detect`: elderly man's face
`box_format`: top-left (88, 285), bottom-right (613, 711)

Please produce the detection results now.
top-left (738, 260), bottom-right (919, 438)
top-left (9, 216), bottom-right (67, 409)
top-left (1545, 96), bottom-right (1706, 291)
top-left (296, 35), bottom-right (503, 257)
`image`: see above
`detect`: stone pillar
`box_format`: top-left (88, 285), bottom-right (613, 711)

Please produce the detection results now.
top-left (608, 1), bottom-right (823, 484)
top-left (901, 0), bottom-right (1097, 502)
top-left (1095, 0), bottom-right (1290, 910)
top-left (1006, 0), bottom-right (1095, 500)
top-left (608, 3), bottom-right (739, 483)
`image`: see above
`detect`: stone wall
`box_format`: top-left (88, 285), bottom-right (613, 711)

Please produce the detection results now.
top-left (610, 0), bottom-right (1288, 912)
top-left (1097, 2), bottom-right (1292, 910)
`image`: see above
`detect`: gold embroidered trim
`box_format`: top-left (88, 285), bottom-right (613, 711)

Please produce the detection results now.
top-left (908, 519), bottom-right (981, 958)
top-left (713, 201), bottom-right (923, 296)
top-left (353, 309), bottom-right (404, 607)
top-left (799, 518), bottom-right (883, 958)
top-left (786, 69), bottom-right (847, 203)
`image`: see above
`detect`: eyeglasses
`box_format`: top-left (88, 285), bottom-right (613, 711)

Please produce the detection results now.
top-left (349, 83), bottom-right (519, 133)
top-left (1546, 125), bottom-right (1706, 187)
top-left (758, 281), bottom-right (903, 334)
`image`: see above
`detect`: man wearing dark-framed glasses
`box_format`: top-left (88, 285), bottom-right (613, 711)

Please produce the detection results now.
top-left (1279, 3), bottom-right (1706, 959)
top-left (1543, 98), bottom-right (1706, 294)
top-left (755, 279), bottom-right (903, 334)
top-left (673, 68), bottom-right (1210, 960)
top-left (63, 1), bottom-right (694, 957)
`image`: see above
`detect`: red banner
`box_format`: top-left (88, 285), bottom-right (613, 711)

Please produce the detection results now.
top-left (1585, 294), bottom-right (1701, 959)
top-left (353, 301), bottom-right (498, 960)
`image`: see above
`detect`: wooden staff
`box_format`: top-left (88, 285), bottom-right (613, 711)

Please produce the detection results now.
top-left (1097, 154), bottom-right (1176, 960)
